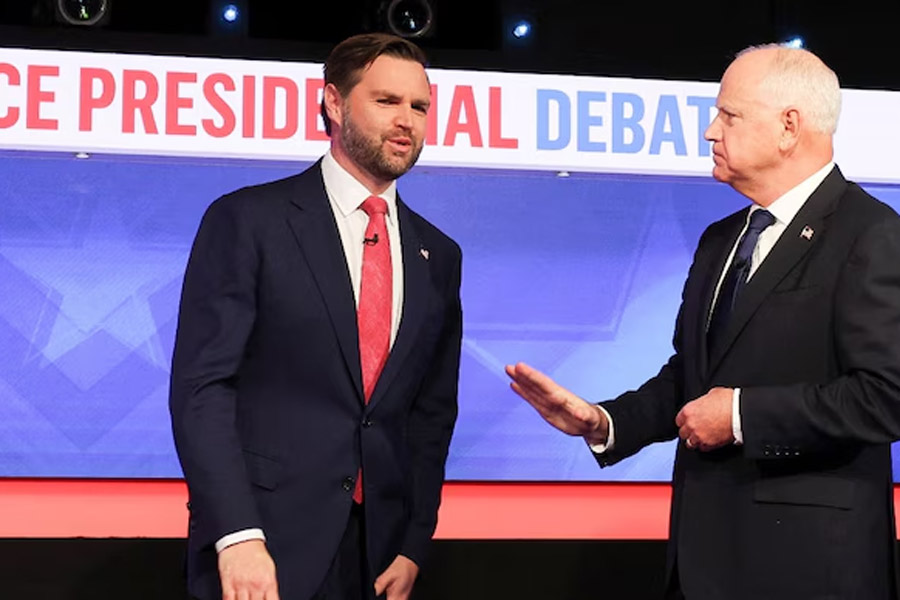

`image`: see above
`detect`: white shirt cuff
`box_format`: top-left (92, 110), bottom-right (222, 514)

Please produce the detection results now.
top-left (215, 528), bottom-right (266, 553)
top-left (732, 387), bottom-right (743, 445)
top-left (588, 405), bottom-right (615, 453)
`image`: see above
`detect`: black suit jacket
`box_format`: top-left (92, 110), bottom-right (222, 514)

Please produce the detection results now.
top-left (600, 167), bottom-right (900, 599)
top-left (169, 161), bottom-right (462, 600)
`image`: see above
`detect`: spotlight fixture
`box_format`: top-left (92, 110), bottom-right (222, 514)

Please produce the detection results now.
top-left (222, 4), bottom-right (239, 23)
top-left (55, 0), bottom-right (110, 26)
top-left (379, 0), bottom-right (435, 39)
top-left (512, 21), bottom-right (531, 39)
top-left (209, 0), bottom-right (247, 36)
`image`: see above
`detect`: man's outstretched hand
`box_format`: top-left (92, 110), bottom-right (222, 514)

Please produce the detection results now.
top-left (506, 362), bottom-right (609, 446)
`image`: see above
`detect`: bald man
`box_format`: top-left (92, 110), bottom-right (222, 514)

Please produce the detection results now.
top-left (508, 45), bottom-right (900, 599)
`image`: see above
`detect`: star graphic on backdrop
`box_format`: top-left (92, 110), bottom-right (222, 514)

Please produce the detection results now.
top-left (0, 186), bottom-right (188, 449)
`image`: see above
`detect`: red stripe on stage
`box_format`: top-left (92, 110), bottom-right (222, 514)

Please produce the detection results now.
top-left (0, 480), bottom-right (898, 540)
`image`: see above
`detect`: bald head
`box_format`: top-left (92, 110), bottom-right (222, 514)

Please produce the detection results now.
top-left (703, 45), bottom-right (840, 203)
top-left (732, 45), bottom-right (841, 134)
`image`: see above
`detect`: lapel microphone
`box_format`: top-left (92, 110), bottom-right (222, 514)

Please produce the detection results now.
top-left (363, 233), bottom-right (379, 246)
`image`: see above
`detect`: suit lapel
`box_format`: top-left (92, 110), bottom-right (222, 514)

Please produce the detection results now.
top-left (284, 162), bottom-right (364, 403)
top-left (367, 198), bottom-right (431, 410)
top-left (707, 167), bottom-right (845, 373)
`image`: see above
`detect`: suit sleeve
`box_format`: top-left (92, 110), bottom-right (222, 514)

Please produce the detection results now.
top-left (741, 217), bottom-right (900, 458)
top-left (400, 245), bottom-right (462, 566)
top-left (169, 195), bottom-right (263, 547)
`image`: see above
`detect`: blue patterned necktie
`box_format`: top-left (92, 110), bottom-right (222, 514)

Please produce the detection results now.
top-left (707, 209), bottom-right (776, 350)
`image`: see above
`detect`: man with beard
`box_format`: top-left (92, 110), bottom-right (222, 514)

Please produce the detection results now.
top-left (170, 33), bottom-right (462, 600)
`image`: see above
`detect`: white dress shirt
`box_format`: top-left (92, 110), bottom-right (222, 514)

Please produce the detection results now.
top-left (216, 151), bottom-right (406, 552)
top-left (593, 162), bottom-right (835, 453)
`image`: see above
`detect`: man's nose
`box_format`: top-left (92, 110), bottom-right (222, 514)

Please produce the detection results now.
top-left (703, 117), bottom-right (720, 141)
top-left (394, 104), bottom-right (413, 129)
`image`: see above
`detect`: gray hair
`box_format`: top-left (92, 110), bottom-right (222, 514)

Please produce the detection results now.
top-left (737, 44), bottom-right (841, 134)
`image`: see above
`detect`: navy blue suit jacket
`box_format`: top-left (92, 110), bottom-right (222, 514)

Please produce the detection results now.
top-left (599, 167), bottom-right (900, 599)
top-left (169, 161), bottom-right (462, 599)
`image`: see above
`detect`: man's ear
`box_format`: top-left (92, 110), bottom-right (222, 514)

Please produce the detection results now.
top-left (779, 106), bottom-right (801, 151)
top-left (323, 83), bottom-right (344, 130)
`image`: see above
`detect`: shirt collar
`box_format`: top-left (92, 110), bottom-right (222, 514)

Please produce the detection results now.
top-left (321, 150), bottom-right (398, 221)
top-left (755, 161), bottom-right (834, 226)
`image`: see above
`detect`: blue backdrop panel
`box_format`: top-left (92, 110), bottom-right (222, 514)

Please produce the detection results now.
top-left (1, 151), bottom-right (898, 480)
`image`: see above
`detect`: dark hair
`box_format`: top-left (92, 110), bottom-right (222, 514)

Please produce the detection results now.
top-left (320, 33), bottom-right (428, 136)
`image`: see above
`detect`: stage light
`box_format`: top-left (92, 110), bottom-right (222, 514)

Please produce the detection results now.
top-left (222, 4), bottom-right (239, 23)
top-left (512, 21), bottom-right (531, 39)
top-left (379, 0), bottom-right (435, 39)
top-left (784, 37), bottom-right (804, 49)
top-left (55, 0), bottom-right (110, 27)
top-left (209, 0), bottom-right (246, 36)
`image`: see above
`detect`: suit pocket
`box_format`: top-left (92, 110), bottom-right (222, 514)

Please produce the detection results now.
top-left (766, 284), bottom-right (821, 302)
top-left (242, 449), bottom-right (283, 491)
top-left (754, 474), bottom-right (854, 510)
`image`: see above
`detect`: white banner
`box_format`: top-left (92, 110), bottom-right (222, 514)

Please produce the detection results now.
top-left (1, 46), bottom-right (898, 182)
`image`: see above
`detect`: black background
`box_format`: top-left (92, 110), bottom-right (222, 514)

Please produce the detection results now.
top-left (2, 0), bottom-right (899, 89)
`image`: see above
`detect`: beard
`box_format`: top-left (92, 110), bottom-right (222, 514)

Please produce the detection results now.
top-left (340, 107), bottom-right (423, 182)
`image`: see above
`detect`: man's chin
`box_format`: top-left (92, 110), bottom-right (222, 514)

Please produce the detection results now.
top-left (371, 161), bottom-right (413, 182)
top-left (711, 167), bottom-right (730, 183)
top-left (384, 154), bottom-right (417, 176)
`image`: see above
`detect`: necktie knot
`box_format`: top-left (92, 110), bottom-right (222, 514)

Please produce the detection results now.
top-left (747, 208), bottom-right (775, 233)
top-left (707, 207), bottom-right (775, 352)
top-left (361, 195), bottom-right (388, 217)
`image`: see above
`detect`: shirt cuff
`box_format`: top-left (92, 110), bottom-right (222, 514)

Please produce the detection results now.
top-left (588, 405), bottom-right (615, 453)
top-left (732, 387), bottom-right (743, 445)
top-left (215, 528), bottom-right (266, 553)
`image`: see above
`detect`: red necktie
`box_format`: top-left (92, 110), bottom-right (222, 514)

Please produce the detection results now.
top-left (354, 195), bottom-right (392, 503)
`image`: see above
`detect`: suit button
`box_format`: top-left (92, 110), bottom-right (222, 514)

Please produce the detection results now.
top-left (342, 476), bottom-right (354, 491)
top-left (362, 419), bottom-right (373, 428)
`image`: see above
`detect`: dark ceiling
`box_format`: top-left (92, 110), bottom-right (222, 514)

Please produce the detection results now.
top-left (1, 0), bottom-right (898, 89)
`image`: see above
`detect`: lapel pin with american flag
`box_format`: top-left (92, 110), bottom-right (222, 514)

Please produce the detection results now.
top-left (419, 247), bottom-right (430, 260)
top-left (800, 225), bottom-right (814, 241)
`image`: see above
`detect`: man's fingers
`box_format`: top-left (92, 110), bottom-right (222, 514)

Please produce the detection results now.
top-left (510, 379), bottom-right (553, 406)
top-left (507, 362), bottom-right (558, 395)
top-left (374, 575), bottom-right (389, 596)
top-left (218, 540), bottom-right (278, 600)
top-left (510, 382), bottom-right (563, 418)
top-left (512, 383), bottom-right (578, 427)
top-left (507, 368), bottom-right (547, 399)
top-left (519, 364), bottom-right (564, 396)
top-left (509, 368), bottom-right (574, 410)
